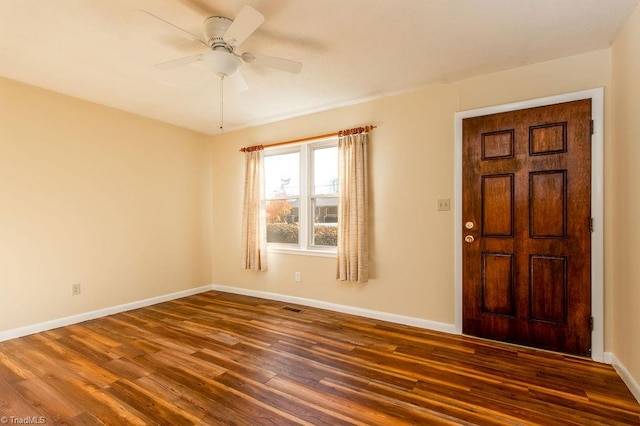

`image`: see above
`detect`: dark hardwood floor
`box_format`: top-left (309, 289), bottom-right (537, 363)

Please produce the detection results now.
top-left (0, 291), bottom-right (638, 425)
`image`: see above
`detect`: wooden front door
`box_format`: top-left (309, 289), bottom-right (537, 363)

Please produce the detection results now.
top-left (462, 99), bottom-right (592, 356)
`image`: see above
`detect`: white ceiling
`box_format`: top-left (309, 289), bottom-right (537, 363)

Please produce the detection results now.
top-left (1, 0), bottom-right (638, 135)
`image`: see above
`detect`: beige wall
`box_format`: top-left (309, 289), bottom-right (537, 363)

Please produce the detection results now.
top-left (211, 49), bottom-right (611, 329)
top-left (0, 77), bottom-right (213, 332)
top-left (611, 3), bottom-right (640, 390)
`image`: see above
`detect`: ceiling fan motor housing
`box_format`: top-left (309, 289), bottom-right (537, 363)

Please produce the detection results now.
top-left (204, 16), bottom-right (233, 50)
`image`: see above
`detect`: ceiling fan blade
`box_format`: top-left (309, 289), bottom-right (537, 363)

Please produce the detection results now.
top-left (228, 70), bottom-right (249, 91)
top-left (154, 54), bottom-right (204, 70)
top-left (223, 5), bottom-right (264, 48)
top-left (135, 9), bottom-right (209, 48)
top-left (244, 52), bottom-right (302, 74)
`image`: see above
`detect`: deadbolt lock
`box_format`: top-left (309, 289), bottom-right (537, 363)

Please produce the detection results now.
top-left (465, 221), bottom-right (474, 229)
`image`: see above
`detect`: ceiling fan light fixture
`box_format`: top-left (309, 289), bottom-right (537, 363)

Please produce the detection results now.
top-left (203, 50), bottom-right (241, 77)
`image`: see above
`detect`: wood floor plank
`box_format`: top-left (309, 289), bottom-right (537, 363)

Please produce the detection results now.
top-left (31, 335), bottom-right (120, 389)
top-left (0, 376), bottom-right (47, 420)
top-left (132, 360), bottom-right (282, 425)
top-left (43, 374), bottom-right (150, 425)
top-left (14, 377), bottom-right (85, 422)
top-left (320, 377), bottom-right (514, 426)
top-left (0, 290), bottom-right (638, 425)
top-left (106, 378), bottom-right (202, 425)
top-left (0, 349), bottom-right (38, 384)
top-left (191, 348), bottom-right (278, 384)
top-left (265, 374), bottom-right (405, 425)
top-left (215, 370), bottom-right (352, 425)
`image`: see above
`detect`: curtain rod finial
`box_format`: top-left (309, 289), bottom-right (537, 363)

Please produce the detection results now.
top-left (240, 145), bottom-right (264, 153)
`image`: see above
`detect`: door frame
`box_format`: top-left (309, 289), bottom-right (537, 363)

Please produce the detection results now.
top-left (453, 88), bottom-right (604, 362)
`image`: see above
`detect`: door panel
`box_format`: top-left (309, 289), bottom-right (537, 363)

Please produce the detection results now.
top-left (482, 253), bottom-right (514, 317)
top-left (482, 174), bottom-right (514, 237)
top-left (529, 255), bottom-right (567, 323)
top-left (529, 171), bottom-right (566, 238)
top-left (462, 99), bottom-right (592, 356)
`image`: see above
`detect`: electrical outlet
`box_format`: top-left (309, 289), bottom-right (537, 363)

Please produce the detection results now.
top-left (437, 198), bottom-right (451, 211)
top-left (72, 283), bottom-right (81, 296)
top-left (295, 272), bottom-right (301, 282)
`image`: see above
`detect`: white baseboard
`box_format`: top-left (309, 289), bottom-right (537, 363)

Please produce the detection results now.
top-left (604, 351), bottom-right (613, 365)
top-left (609, 353), bottom-right (640, 404)
top-left (211, 284), bottom-right (458, 335)
top-left (0, 284), bottom-right (215, 342)
top-left (1, 283), bottom-right (456, 342)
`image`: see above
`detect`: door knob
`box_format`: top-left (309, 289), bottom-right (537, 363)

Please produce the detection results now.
top-left (465, 235), bottom-right (475, 243)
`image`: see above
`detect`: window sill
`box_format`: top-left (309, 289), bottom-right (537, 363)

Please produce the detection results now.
top-left (267, 247), bottom-right (337, 258)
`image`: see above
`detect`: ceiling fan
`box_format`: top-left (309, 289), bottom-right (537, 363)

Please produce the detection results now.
top-left (137, 5), bottom-right (303, 131)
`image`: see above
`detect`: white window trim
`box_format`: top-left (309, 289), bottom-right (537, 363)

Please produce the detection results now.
top-left (265, 138), bottom-right (338, 257)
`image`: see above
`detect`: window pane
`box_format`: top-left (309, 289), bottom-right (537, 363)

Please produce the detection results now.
top-left (312, 197), bottom-right (338, 246)
top-left (313, 146), bottom-right (338, 195)
top-left (265, 152), bottom-right (300, 197)
top-left (266, 199), bottom-right (299, 244)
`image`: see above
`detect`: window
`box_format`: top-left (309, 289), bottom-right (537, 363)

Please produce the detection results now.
top-left (264, 139), bottom-right (338, 255)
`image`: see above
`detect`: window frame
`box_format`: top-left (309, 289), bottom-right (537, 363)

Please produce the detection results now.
top-left (264, 137), bottom-right (338, 257)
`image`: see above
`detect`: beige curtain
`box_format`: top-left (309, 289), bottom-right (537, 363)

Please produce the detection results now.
top-left (337, 131), bottom-right (369, 283)
top-left (241, 149), bottom-right (267, 271)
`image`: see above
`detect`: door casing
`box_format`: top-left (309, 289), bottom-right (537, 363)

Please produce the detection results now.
top-left (453, 88), bottom-right (604, 362)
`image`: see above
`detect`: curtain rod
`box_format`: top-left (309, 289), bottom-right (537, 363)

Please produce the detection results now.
top-left (239, 125), bottom-right (376, 153)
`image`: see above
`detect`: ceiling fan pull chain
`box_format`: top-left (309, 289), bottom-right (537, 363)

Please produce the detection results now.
top-left (219, 74), bottom-right (224, 133)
